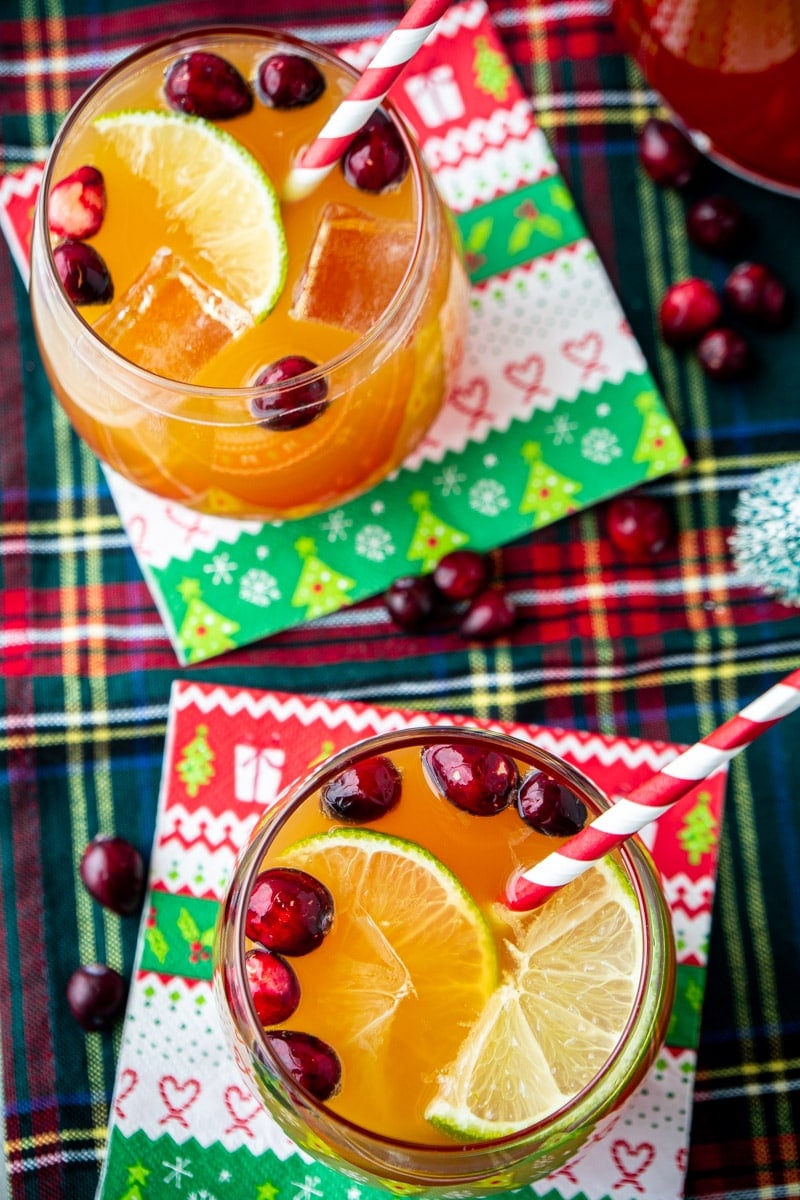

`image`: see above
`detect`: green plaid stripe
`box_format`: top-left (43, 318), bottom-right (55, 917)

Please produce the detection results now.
top-left (5, 654), bottom-right (800, 1197)
top-left (2, 1), bottom-right (800, 1198)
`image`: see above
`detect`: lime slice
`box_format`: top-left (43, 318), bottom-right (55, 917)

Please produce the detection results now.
top-left (94, 109), bottom-right (288, 321)
top-left (425, 858), bottom-right (643, 1141)
top-left (278, 828), bottom-right (498, 1141)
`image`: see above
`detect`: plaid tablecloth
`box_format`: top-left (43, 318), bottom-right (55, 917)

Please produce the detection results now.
top-left (1, 1), bottom-right (800, 1198)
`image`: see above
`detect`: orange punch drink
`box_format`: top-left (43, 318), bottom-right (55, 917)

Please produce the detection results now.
top-left (215, 727), bottom-right (676, 1194)
top-left (30, 28), bottom-right (468, 520)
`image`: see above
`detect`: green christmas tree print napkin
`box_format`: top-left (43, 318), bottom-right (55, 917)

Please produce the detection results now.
top-left (96, 681), bottom-right (726, 1200)
top-left (0, 1), bottom-right (688, 663)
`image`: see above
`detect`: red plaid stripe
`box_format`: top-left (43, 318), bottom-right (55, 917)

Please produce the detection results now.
top-left (2, 2), bottom-right (800, 1199)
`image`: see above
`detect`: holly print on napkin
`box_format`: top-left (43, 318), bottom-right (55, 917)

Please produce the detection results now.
top-left (96, 682), bottom-right (724, 1200)
top-left (0, 1), bottom-right (688, 663)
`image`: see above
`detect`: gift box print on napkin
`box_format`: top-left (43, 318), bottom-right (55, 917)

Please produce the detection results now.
top-left (96, 681), bottom-right (725, 1200)
top-left (0, 1), bottom-right (688, 663)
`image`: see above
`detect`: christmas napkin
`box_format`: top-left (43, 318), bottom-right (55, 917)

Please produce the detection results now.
top-left (96, 681), bottom-right (725, 1200)
top-left (0, 1), bottom-right (688, 663)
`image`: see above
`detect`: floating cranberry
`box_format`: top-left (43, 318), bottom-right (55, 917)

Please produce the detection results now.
top-left (605, 494), bottom-right (673, 557)
top-left (343, 111), bottom-right (408, 192)
top-left (658, 278), bottom-right (722, 347)
top-left (66, 963), bottom-right (127, 1032)
top-left (79, 834), bottom-right (145, 916)
top-left (433, 549), bottom-right (490, 602)
top-left (685, 194), bottom-right (748, 255)
top-left (637, 117), bottom-right (700, 188)
top-left (695, 327), bottom-right (752, 381)
top-left (246, 867), bottom-right (334, 956)
top-left (54, 239), bottom-right (113, 305)
top-left (517, 771), bottom-right (587, 836)
top-left (321, 755), bottom-right (401, 823)
top-left (257, 53), bottom-right (325, 108)
top-left (724, 262), bottom-right (790, 329)
top-left (384, 575), bottom-right (438, 630)
top-left (250, 356), bottom-right (330, 430)
top-left (423, 742), bottom-right (518, 816)
top-left (48, 165), bottom-right (106, 240)
top-left (246, 949), bottom-right (301, 1025)
top-left (265, 1030), bottom-right (342, 1101)
top-left (163, 51), bottom-right (253, 118)
top-left (459, 587), bottom-right (516, 640)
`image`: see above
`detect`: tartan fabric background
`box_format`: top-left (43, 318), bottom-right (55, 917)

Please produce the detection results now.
top-left (1, 1), bottom-right (800, 1197)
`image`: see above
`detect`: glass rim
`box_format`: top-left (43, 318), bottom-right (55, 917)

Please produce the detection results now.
top-left (34, 23), bottom-right (432, 407)
top-left (220, 723), bottom-right (673, 1159)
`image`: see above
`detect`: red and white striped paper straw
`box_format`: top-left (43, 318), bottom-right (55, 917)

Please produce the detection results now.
top-left (284, 0), bottom-right (452, 200)
top-left (505, 668), bottom-right (800, 912)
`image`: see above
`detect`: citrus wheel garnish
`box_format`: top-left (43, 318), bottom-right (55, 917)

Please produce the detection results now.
top-left (425, 858), bottom-right (643, 1140)
top-left (94, 109), bottom-right (288, 320)
top-left (276, 828), bottom-right (498, 1142)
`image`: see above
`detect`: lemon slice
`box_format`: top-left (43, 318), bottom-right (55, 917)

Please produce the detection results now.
top-left (278, 828), bottom-right (498, 1142)
top-left (426, 858), bottom-right (643, 1141)
top-left (94, 109), bottom-right (288, 320)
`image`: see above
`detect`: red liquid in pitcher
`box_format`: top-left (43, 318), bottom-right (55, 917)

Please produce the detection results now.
top-left (614, 0), bottom-right (800, 194)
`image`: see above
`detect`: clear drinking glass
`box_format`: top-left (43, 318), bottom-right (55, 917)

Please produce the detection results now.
top-left (215, 726), bottom-right (676, 1197)
top-left (30, 28), bottom-right (468, 520)
top-left (613, 0), bottom-right (800, 195)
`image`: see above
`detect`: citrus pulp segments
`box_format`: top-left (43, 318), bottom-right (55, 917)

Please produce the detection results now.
top-left (278, 828), bottom-right (498, 1122)
top-left (94, 110), bottom-right (288, 321)
top-left (426, 858), bottom-right (644, 1141)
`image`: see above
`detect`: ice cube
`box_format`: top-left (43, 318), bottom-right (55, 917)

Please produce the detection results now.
top-left (93, 247), bottom-right (251, 382)
top-left (291, 203), bottom-right (416, 335)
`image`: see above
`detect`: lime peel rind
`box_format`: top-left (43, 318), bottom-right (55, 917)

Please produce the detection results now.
top-left (278, 830), bottom-right (496, 1017)
top-left (279, 827), bottom-right (498, 992)
top-left (425, 858), bottom-right (644, 1142)
top-left (94, 108), bottom-right (288, 321)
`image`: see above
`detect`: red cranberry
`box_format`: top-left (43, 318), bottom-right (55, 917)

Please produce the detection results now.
top-left (606, 494), bottom-right (672, 557)
top-left (517, 771), bottom-right (587, 836)
top-left (343, 112), bottom-right (408, 193)
top-left (246, 867), bottom-right (334, 956)
top-left (257, 53), bottom-right (325, 108)
top-left (246, 949), bottom-right (301, 1025)
top-left (685, 194), bottom-right (748, 254)
top-left (422, 742), bottom-right (518, 816)
top-left (265, 1030), bottom-right (342, 1101)
top-left (433, 549), bottom-right (490, 601)
top-left (164, 51), bottom-right (253, 118)
top-left (459, 587), bottom-right (516, 640)
top-left (250, 356), bottom-right (329, 430)
top-left (321, 755), bottom-right (401, 823)
top-left (637, 117), bottom-right (700, 188)
top-left (658, 278), bottom-right (722, 346)
top-left (79, 834), bottom-right (145, 916)
top-left (724, 262), bottom-right (790, 329)
top-left (66, 963), bottom-right (126, 1032)
top-left (695, 327), bottom-right (752, 380)
top-left (48, 165), bottom-right (106, 240)
top-left (54, 239), bottom-right (113, 304)
top-left (384, 575), bottom-right (438, 630)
